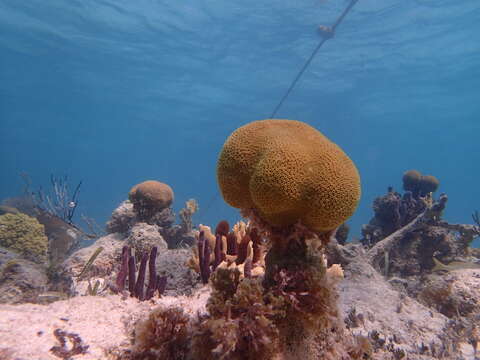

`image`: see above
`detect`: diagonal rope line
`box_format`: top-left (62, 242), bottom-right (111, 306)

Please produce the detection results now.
top-left (203, 0), bottom-right (360, 220)
top-left (270, 0), bottom-right (359, 118)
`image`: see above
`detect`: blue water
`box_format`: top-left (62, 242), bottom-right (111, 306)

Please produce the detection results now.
top-left (1, 0), bottom-right (479, 244)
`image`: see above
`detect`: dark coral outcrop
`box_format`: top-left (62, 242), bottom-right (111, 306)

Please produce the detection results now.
top-left (402, 169), bottom-right (439, 198)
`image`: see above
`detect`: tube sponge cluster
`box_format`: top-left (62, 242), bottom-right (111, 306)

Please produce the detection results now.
top-left (187, 220), bottom-right (265, 284)
top-left (217, 119), bottom-right (361, 232)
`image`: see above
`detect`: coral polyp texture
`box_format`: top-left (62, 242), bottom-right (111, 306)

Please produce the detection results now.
top-left (217, 119), bottom-right (361, 232)
top-left (129, 180), bottom-right (174, 220)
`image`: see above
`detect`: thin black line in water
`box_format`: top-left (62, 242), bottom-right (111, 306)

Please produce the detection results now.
top-left (270, 0), bottom-right (359, 118)
top-left (204, 0), bottom-right (359, 220)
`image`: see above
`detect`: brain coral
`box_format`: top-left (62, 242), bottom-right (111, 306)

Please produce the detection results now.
top-left (0, 213), bottom-right (48, 263)
top-left (129, 180), bottom-right (174, 211)
top-left (217, 119), bottom-right (361, 232)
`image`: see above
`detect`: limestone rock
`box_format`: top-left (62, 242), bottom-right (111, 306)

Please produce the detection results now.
top-left (106, 201), bottom-right (136, 235)
top-left (0, 290), bottom-right (210, 360)
top-left (57, 233), bottom-right (125, 295)
top-left (339, 256), bottom-right (476, 359)
top-left (127, 223), bottom-right (167, 259)
top-left (156, 248), bottom-right (200, 296)
top-left (0, 247), bottom-right (48, 304)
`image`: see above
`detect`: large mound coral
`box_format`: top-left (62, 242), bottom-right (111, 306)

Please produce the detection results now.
top-left (0, 213), bottom-right (48, 263)
top-left (202, 120), bottom-right (363, 358)
top-left (217, 119), bottom-right (361, 232)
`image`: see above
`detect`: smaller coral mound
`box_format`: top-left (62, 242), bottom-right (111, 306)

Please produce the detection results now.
top-left (0, 213), bottom-right (48, 263)
top-left (420, 175), bottom-right (440, 195)
top-left (402, 170), bottom-right (422, 193)
top-left (129, 181), bottom-right (174, 221)
top-left (402, 169), bottom-right (439, 198)
top-left (108, 182), bottom-right (195, 248)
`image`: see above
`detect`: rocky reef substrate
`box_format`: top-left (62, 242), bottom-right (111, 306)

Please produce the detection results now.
top-left (1, 174), bottom-right (479, 359)
top-left (0, 256), bottom-right (478, 359)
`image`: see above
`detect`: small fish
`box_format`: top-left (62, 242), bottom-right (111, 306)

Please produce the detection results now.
top-left (37, 291), bottom-right (69, 302)
top-left (432, 257), bottom-right (480, 272)
top-left (76, 246), bottom-right (104, 279)
top-left (0, 205), bottom-right (20, 215)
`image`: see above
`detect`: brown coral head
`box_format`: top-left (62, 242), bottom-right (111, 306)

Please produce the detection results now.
top-left (217, 119), bottom-right (361, 232)
top-left (402, 170), bottom-right (439, 197)
top-left (419, 175), bottom-right (439, 195)
top-left (129, 180), bottom-right (174, 218)
top-left (215, 220), bottom-right (230, 237)
top-left (402, 169), bottom-right (422, 192)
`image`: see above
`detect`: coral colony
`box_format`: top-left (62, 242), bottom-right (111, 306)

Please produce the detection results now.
top-left (123, 119), bottom-right (366, 359)
top-left (3, 119), bottom-right (480, 359)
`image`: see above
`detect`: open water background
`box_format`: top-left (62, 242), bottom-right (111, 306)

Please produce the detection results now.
top-left (1, 0), bottom-right (479, 244)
